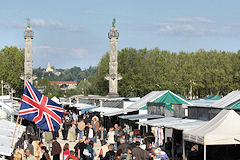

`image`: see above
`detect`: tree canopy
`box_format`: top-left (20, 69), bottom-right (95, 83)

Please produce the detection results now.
top-left (1, 45), bottom-right (240, 99)
top-left (0, 46), bottom-right (24, 97)
top-left (92, 48), bottom-right (240, 98)
top-left (33, 66), bottom-right (97, 82)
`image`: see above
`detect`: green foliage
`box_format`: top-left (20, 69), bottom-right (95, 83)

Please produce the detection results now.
top-left (1, 45), bottom-right (240, 99)
top-left (33, 66), bottom-right (97, 82)
top-left (33, 66), bottom-right (97, 97)
top-left (0, 46), bottom-right (24, 97)
top-left (94, 48), bottom-right (240, 98)
top-left (36, 78), bottom-right (64, 98)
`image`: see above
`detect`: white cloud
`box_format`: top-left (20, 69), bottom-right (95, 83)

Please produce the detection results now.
top-left (31, 18), bottom-right (82, 32)
top-left (155, 22), bottom-right (240, 37)
top-left (153, 17), bottom-right (215, 36)
top-left (195, 17), bottom-right (215, 23)
top-left (0, 18), bottom-right (82, 32)
top-left (35, 45), bottom-right (52, 49)
top-left (33, 45), bottom-right (89, 68)
top-left (163, 17), bottom-right (215, 24)
top-left (34, 45), bottom-right (88, 57)
top-left (157, 23), bottom-right (203, 36)
top-left (164, 17), bottom-right (193, 23)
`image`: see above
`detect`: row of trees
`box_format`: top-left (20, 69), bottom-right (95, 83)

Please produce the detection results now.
top-left (86, 48), bottom-right (240, 98)
top-left (1, 46), bottom-right (240, 98)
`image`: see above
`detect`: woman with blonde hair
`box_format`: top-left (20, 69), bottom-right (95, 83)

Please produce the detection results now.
top-left (63, 143), bottom-right (70, 160)
top-left (68, 122), bottom-right (76, 142)
top-left (107, 128), bottom-right (115, 146)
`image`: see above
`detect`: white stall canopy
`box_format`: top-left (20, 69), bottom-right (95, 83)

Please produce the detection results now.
top-left (183, 110), bottom-right (240, 145)
top-left (0, 119), bottom-right (25, 156)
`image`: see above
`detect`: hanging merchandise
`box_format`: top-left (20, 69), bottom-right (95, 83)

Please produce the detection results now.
top-left (151, 127), bottom-right (158, 146)
top-left (159, 127), bottom-right (164, 146)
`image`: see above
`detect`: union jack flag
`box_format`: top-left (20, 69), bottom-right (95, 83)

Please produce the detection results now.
top-left (19, 81), bottom-right (64, 131)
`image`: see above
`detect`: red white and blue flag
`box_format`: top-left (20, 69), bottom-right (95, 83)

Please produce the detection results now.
top-left (19, 81), bottom-right (64, 131)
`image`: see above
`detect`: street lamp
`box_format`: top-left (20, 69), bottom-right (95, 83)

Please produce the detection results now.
top-left (1, 80), bottom-right (3, 102)
top-left (10, 88), bottom-right (15, 103)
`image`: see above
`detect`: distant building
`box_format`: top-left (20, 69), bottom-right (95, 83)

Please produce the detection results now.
top-left (46, 62), bottom-right (53, 72)
top-left (50, 81), bottom-right (78, 90)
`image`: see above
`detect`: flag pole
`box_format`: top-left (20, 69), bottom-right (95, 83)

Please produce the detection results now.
top-left (11, 116), bottom-right (20, 148)
top-left (17, 117), bottom-right (23, 135)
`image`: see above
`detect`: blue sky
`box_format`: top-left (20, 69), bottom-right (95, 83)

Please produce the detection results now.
top-left (1, 0), bottom-right (240, 68)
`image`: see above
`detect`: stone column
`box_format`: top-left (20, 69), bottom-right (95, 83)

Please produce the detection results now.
top-left (20, 19), bottom-right (36, 85)
top-left (105, 19), bottom-right (122, 97)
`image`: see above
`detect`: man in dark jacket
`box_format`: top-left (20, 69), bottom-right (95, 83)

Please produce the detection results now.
top-left (51, 138), bottom-right (62, 160)
top-left (98, 127), bottom-right (107, 146)
top-left (130, 137), bottom-right (137, 149)
top-left (62, 119), bottom-right (67, 140)
top-left (114, 124), bottom-right (119, 151)
top-left (132, 141), bottom-right (145, 160)
top-left (117, 138), bottom-right (130, 154)
top-left (26, 138), bottom-right (34, 155)
top-left (104, 145), bottom-right (115, 160)
top-left (74, 138), bottom-right (89, 160)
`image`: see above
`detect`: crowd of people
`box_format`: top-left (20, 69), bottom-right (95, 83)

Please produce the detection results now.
top-left (13, 110), bottom-right (169, 160)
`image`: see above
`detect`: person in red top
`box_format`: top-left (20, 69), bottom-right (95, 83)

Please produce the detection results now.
top-left (63, 143), bottom-right (70, 160)
top-left (66, 151), bottom-right (78, 160)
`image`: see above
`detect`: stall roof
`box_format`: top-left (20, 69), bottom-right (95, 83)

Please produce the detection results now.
top-left (119, 114), bottom-right (164, 121)
top-left (167, 120), bottom-right (207, 131)
top-left (71, 103), bottom-right (97, 109)
top-left (140, 91), bottom-right (192, 110)
top-left (137, 117), bottom-right (181, 126)
top-left (91, 107), bottom-right (125, 116)
top-left (226, 98), bottom-right (240, 109)
top-left (183, 110), bottom-right (240, 145)
top-left (128, 90), bottom-right (192, 111)
top-left (203, 95), bottom-right (222, 100)
top-left (137, 117), bottom-right (206, 131)
top-left (102, 101), bottom-right (122, 108)
top-left (188, 99), bottom-right (218, 107)
top-left (127, 91), bottom-right (168, 111)
top-left (211, 91), bottom-right (240, 108)
top-left (0, 119), bottom-right (25, 156)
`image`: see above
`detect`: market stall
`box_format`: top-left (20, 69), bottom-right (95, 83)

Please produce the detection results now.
top-left (183, 110), bottom-right (240, 160)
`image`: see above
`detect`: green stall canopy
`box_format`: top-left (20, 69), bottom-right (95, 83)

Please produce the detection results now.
top-left (140, 91), bottom-right (190, 110)
top-left (203, 95), bottom-right (222, 100)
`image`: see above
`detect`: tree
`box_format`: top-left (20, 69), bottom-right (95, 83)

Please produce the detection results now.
top-left (0, 46), bottom-right (24, 97)
top-left (93, 47), bottom-right (240, 98)
top-left (36, 78), bottom-right (64, 98)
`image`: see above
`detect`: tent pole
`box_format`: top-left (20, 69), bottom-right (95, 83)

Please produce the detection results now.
top-left (183, 139), bottom-right (185, 160)
top-left (11, 116), bottom-right (20, 148)
top-left (171, 130), bottom-right (174, 160)
top-left (204, 144), bottom-right (206, 160)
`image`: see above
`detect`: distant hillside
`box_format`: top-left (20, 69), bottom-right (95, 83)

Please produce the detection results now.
top-left (33, 66), bottom-right (97, 82)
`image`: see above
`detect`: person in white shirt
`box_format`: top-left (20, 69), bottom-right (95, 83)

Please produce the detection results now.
top-left (88, 125), bottom-right (94, 142)
top-left (107, 128), bottom-right (115, 146)
top-left (73, 112), bottom-right (78, 122)
top-left (98, 141), bottom-right (109, 159)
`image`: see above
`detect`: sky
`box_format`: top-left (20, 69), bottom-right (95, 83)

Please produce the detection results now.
top-left (1, 0), bottom-right (240, 69)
